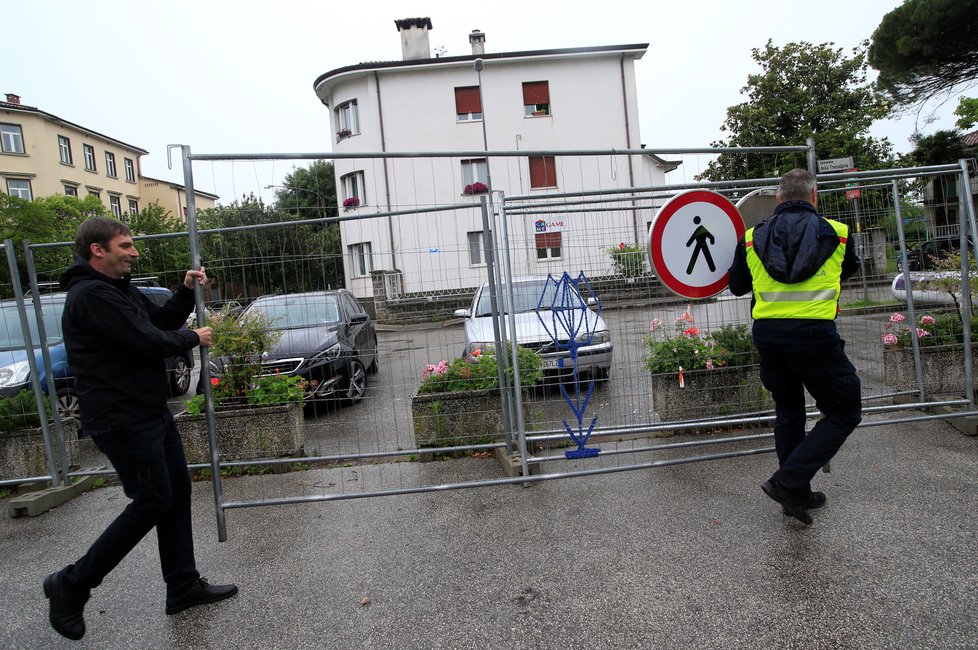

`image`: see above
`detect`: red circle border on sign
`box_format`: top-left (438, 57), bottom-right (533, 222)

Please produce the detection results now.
top-left (649, 190), bottom-right (745, 299)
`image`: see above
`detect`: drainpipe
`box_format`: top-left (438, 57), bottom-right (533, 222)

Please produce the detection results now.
top-left (375, 71), bottom-right (396, 270)
top-left (620, 55), bottom-right (638, 243)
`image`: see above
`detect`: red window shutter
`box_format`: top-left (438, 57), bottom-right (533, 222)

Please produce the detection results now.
top-left (455, 86), bottom-right (481, 114)
top-left (535, 232), bottom-right (561, 249)
top-left (529, 156), bottom-right (557, 188)
top-left (522, 81), bottom-right (550, 105)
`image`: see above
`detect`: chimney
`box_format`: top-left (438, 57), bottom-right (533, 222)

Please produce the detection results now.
top-left (469, 30), bottom-right (485, 55)
top-left (394, 17), bottom-right (433, 60)
top-left (5, 93), bottom-right (21, 105)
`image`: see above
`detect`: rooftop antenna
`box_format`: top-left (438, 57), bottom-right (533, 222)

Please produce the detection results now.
top-left (433, 45), bottom-right (446, 58)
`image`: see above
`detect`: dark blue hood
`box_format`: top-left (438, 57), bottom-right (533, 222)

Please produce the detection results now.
top-left (752, 200), bottom-right (841, 284)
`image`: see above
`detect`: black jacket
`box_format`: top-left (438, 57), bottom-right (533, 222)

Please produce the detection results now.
top-left (727, 200), bottom-right (859, 346)
top-left (60, 260), bottom-right (199, 431)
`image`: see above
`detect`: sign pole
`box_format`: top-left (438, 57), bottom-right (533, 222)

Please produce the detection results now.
top-left (852, 197), bottom-right (869, 302)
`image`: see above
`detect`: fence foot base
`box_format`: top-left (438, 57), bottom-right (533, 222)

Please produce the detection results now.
top-left (495, 448), bottom-right (540, 477)
top-left (7, 472), bottom-right (102, 518)
top-left (927, 401), bottom-right (978, 437)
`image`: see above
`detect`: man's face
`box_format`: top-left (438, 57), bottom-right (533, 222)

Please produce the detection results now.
top-left (93, 233), bottom-right (139, 278)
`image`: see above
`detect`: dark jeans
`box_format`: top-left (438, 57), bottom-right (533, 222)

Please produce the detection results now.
top-left (758, 340), bottom-right (862, 492)
top-left (61, 410), bottom-right (199, 596)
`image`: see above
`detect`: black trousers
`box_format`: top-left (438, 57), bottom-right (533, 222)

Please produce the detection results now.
top-left (61, 409), bottom-right (199, 596)
top-left (757, 339), bottom-right (862, 492)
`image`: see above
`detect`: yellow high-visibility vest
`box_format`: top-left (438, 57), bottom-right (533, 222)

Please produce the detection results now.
top-left (744, 219), bottom-right (848, 320)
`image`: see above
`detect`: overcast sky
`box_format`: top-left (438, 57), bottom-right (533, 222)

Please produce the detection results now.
top-left (4, 0), bottom-right (969, 204)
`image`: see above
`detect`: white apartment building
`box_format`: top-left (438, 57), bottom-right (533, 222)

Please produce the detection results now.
top-left (314, 18), bottom-right (676, 300)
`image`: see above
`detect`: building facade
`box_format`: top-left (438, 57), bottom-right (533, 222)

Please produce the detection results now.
top-left (0, 94), bottom-right (216, 221)
top-left (313, 19), bottom-right (675, 300)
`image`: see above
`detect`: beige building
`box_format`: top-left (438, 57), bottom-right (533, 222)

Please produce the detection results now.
top-left (0, 93), bottom-right (216, 221)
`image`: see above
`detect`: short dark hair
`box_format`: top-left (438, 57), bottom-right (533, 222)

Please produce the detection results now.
top-left (74, 217), bottom-right (131, 260)
top-left (777, 169), bottom-right (817, 202)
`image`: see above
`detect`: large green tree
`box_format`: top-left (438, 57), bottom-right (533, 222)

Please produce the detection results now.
top-left (868, 0), bottom-right (978, 106)
top-left (123, 202), bottom-right (190, 288)
top-left (700, 40), bottom-right (895, 182)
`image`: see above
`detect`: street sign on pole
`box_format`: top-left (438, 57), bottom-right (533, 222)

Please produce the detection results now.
top-left (647, 190), bottom-right (744, 299)
top-left (817, 157), bottom-right (854, 173)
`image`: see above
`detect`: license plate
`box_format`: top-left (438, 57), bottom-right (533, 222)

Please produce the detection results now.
top-left (540, 358), bottom-right (559, 369)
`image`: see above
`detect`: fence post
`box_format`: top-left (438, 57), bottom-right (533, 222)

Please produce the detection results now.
top-left (891, 182), bottom-right (926, 402)
top-left (957, 161), bottom-right (975, 409)
top-left (480, 195), bottom-right (514, 450)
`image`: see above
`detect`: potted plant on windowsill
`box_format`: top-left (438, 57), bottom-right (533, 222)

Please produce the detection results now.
top-left (644, 309), bottom-right (769, 422)
top-left (336, 128), bottom-right (352, 142)
top-left (463, 182), bottom-right (489, 195)
top-left (411, 347), bottom-right (542, 451)
top-left (176, 309), bottom-right (306, 462)
top-left (342, 197), bottom-right (360, 210)
top-left (0, 389), bottom-right (78, 480)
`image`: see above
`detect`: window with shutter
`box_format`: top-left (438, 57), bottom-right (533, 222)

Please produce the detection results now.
top-left (522, 81), bottom-right (550, 116)
top-left (535, 232), bottom-right (562, 260)
top-left (528, 156), bottom-right (557, 189)
top-left (454, 86), bottom-right (482, 121)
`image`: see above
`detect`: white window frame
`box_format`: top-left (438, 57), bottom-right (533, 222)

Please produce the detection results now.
top-left (0, 123), bottom-right (24, 154)
top-left (349, 242), bottom-right (373, 277)
top-left (105, 151), bottom-right (117, 177)
top-left (58, 136), bottom-right (73, 165)
top-left (128, 199), bottom-right (139, 214)
top-left (6, 178), bottom-right (32, 200)
top-left (461, 159), bottom-right (488, 186)
top-left (341, 171), bottom-right (366, 205)
top-left (83, 144), bottom-right (96, 171)
top-left (467, 231), bottom-right (485, 266)
top-left (336, 100), bottom-right (359, 139)
top-left (124, 157), bottom-right (135, 182)
top-left (109, 195), bottom-right (122, 217)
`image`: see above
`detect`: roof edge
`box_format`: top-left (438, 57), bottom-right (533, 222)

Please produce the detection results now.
top-left (0, 100), bottom-right (150, 155)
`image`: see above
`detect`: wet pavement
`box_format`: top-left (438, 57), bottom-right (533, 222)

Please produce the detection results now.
top-left (1, 414), bottom-right (976, 649)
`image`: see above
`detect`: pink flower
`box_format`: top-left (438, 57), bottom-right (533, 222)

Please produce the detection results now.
top-left (890, 313), bottom-right (906, 323)
top-left (916, 328), bottom-right (931, 338)
top-left (649, 318), bottom-right (661, 331)
top-left (920, 315), bottom-right (935, 326)
top-left (683, 327), bottom-right (699, 337)
top-left (882, 333), bottom-right (898, 346)
top-left (706, 359), bottom-right (714, 369)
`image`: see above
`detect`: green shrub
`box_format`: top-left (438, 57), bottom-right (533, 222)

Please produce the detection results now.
top-left (417, 346), bottom-right (543, 394)
top-left (607, 243), bottom-right (647, 277)
top-left (0, 389), bottom-right (51, 433)
top-left (644, 310), bottom-right (758, 374)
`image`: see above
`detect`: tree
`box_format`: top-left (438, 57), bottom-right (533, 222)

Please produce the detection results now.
top-left (868, 0), bottom-right (978, 106)
top-left (274, 160), bottom-right (337, 221)
top-left (908, 129), bottom-right (967, 166)
top-left (700, 40), bottom-right (895, 183)
top-left (954, 96), bottom-right (978, 130)
top-left (123, 202), bottom-right (190, 287)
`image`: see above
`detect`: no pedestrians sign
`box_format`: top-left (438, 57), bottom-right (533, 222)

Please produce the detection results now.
top-left (647, 190), bottom-right (745, 299)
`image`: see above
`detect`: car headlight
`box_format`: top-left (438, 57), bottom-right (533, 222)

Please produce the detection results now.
top-left (467, 341), bottom-right (495, 357)
top-left (590, 330), bottom-right (611, 345)
top-left (0, 360), bottom-right (32, 388)
top-left (310, 343), bottom-right (341, 364)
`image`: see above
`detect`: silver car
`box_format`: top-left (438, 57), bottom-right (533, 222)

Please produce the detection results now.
top-left (454, 277), bottom-right (613, 379)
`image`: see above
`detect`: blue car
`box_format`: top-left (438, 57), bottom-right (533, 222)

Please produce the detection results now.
top-left (0, 286), bottom-right (195, 419)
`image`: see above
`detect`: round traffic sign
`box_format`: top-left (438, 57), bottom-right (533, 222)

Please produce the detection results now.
top-left (648, 190), bottom-right (745, 299)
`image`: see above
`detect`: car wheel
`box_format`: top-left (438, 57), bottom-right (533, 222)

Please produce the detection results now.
top-left (169, 357), bottom-right (192, 396)
top-left (56, 388), bottom-right (80, 420)
top-left (345, 358), bottom-right (367, 404)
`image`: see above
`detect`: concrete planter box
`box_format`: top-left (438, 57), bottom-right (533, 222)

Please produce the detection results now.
top-left (650, 365), bottom-right (772, 422)
top-left (1, 419), bottom-right (79, 480)
top-left (883, 344), bottom-right (975, 395)
top-left (174, 402), bottom-right (304, 463)
top-left (411, 388), bottom-right (512, 450)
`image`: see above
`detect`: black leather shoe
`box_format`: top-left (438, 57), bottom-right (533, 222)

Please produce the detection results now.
top-left (762, 479), bottom-right (813, 525)
top-left (782, 490), bottom-right (826, 515)
top-left (166, 578), bottom-right (238, 615)
top-left (43, 572), bottom-right (89, 640)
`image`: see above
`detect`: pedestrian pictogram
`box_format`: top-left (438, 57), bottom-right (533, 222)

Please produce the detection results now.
top-left (648, 190), bottom-right (745, 299)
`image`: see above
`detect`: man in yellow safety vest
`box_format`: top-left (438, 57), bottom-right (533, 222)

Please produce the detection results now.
top-left (728, 168), bottom-right (862, 525)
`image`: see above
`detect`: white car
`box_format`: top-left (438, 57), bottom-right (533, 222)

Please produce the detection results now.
top-left (891, 272), bottom-right (962, 306)
top-left (453, 276), bottom-right (613, 380)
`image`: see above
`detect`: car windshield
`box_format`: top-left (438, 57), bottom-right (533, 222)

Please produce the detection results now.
top-left (248, 295), bottom-right (341, 328)
top-left (474, 280), bottom-right (577, 317)
top-left (0, 299), bottom-right (65, 349)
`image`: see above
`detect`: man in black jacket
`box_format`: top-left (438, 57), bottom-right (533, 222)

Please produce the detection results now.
top-left (43, 217), bottom-right (237, 640)
top-left (728, 169), bottom-right (862, 525)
